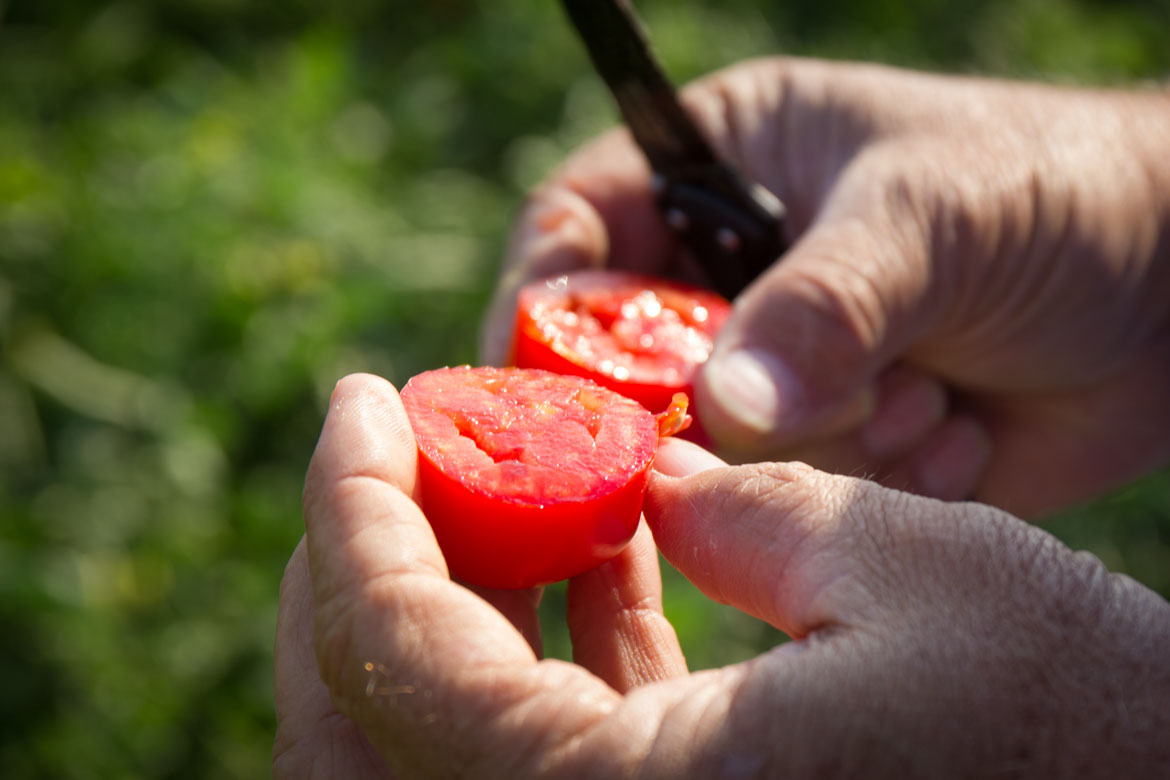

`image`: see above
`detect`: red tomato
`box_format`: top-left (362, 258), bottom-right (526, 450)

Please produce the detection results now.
top-left (512, 270), bottom-right (730, 417)
top-left (401, 365), bottom-right (674, 589)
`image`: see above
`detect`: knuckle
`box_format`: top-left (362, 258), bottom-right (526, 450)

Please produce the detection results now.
top-left (717, 464), bottom-right (872, 628)
top-left (775, 259), bottom-right (883, 365)
top-left (713, 461), bottom-right (821, 521)
top-left (879, 500), bottom-right (1113, 643)
top-left (837, 484), bottom-right (974, 617)
top-left (747, 227), bottom-right (918, 393)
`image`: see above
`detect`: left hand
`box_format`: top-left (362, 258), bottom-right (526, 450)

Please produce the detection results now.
top-left (275, 373), bottom-right (1170, 778)
top-left (273, 373), bottom-right (685, 777)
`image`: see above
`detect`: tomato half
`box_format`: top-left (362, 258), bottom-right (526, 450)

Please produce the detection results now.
top-left (401, 366), bottom-right (662, 589)
top-left (513, 270), bottom-right (730, 416)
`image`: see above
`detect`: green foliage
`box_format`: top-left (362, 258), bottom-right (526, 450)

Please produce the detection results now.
top-left (1, 0), bottom-right (1167, 776)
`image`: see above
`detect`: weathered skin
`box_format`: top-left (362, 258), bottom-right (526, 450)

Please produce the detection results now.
top-left (482, 58), bottom-right (1170, 519)
top-left (275, 373), bottom-right (1170, 778)
top-left (276, 59), bottom-right (1170, 778)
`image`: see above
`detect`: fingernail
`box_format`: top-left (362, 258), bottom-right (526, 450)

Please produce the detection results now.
top-left (653, 438), bottom-right (727, 477)
top-left (703, 347), bottom-right (802, 435)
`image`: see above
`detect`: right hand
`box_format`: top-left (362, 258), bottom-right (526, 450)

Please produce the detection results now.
top-left (481, 58), bottom-right (1170, 517)
top-left (276, 382), bottom-right (1170, 778)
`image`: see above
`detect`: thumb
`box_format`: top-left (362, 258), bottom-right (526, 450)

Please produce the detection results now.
top-left (695, 184), bottom-right (938, 456)
top-left (645, 439), bottom-right (907, 639)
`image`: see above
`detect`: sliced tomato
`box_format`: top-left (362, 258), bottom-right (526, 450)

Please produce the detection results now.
top-left (513, 270), bottom-right (730, 418)
top-left (401, 366), bottom-right (668, 589)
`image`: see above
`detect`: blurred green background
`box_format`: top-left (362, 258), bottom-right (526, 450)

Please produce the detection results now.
top-left (1, 0), bottom-right (1168, 776)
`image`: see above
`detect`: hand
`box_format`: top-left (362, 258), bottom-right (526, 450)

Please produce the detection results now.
top-left (274, 373), bottom-right (1170, 777)
top-left (481, 58), bottom-right (1170, 517)
top-left (273, 373), bottom-right (685, 777)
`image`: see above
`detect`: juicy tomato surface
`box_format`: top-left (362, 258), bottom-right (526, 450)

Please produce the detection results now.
top-left (400, 366), bottom-right (659, 589)
top-left (513, 270), bottom-right (731, 416)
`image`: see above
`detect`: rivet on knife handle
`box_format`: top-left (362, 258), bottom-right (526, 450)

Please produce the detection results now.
top-left (559, 0), bottom-right (788, 299)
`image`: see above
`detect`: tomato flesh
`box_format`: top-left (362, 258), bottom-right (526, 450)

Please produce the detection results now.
top-left (401, 366), bottom-right (658, 589)
top-left (514, 270), bottom-right (730, 416)
top-left (656, 392), bottom-right (693, 438)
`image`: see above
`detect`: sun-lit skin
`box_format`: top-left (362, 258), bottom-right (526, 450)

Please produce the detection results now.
top-left (275, 372), bottom-right (1170, 778)
top-left (482, 57), bottom-right (1170, 519)
top-left (276, 59), bottom-right (1170, 777)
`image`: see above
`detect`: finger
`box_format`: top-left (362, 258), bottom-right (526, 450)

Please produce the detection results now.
top-left (303, 373), bottom-right (439, 618)
top-left (462, 584), bottom-right (544, 657)
top-left (860, 365), bottom-right (948, 460)
top-left (974, 345), bottom-right (1170, 517)
top-left (767, 364), bottom-right (950, 481)
top-left (644, 456), bottom-right (910, 639)
top-left (480, 131), bottom-right (679, 366)
top-left (738, 363), bottom-right (986, 505)
top-left (906, 415), bottom-right (991, 501)
top-left (695, 154), bottom-right (943, 459)
top-left (777, 414), bottom-right (991, 506)
top-left (480, 57), bottom-right (823, 368)
top-left (481, 58), bottom-right (853, 368)
top-left (319, 369), bottom-right (543, 653)
top-left (552, 130), bottom-right (682, 275)
top-left (303, 373), bottom-right (620, 777)
top-left (273, 538), bottom-right (388, 778)
top-left (566, 521), bottom-right (687, 692)
top-left (653, 437), bottom-right (729, 477)
top-left (480, 184), bottom-right (609, 366)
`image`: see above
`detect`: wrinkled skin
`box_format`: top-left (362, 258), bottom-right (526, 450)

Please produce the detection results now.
top-left (274, 374), bottom-right (1170, 778)
top-left (275, 59), bottom-right (1170, 777)
top-left (482, 58), bottom-right (1170, 518)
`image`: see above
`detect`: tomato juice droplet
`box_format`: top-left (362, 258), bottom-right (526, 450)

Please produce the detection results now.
top-left (401, 366), bottom-right (659, 589)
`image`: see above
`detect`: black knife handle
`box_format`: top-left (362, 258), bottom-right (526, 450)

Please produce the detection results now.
top-left (560, 0), bottom-right (788, 299)
top-left (654, 166), bottom-right (787, 300)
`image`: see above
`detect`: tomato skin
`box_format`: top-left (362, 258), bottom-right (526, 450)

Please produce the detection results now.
top-left (415, 453), bottom-right (648, 589)
top-left (513, 271), bottom-right (730, 422)
top-left (401, 366), bottom-right (657, 589)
